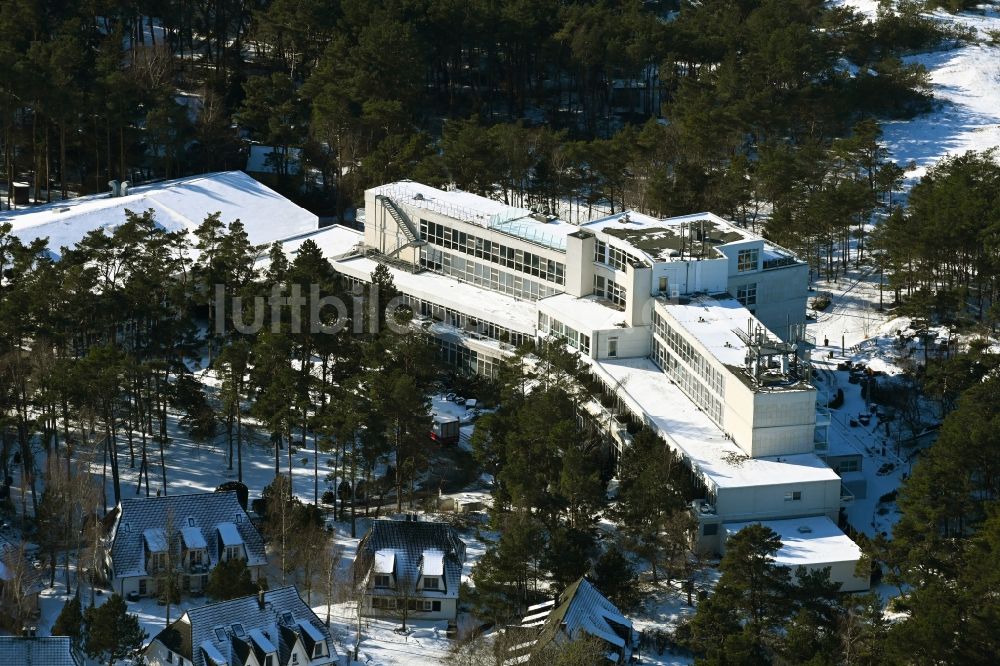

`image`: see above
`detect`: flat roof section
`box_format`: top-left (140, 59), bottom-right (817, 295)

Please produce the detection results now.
top-left (584, 211), bottom-right (747, 263)
top-left (723, 515), bottom-right (862, 566)
top-left (590, 356), bottom-right (839, 490)
top-left (538, 293), bottom-right (628, 333)
top-left (660, 294), bottom-right (771, 367)
top-left (370, 181), bottom-right (578, 251)
top-left (370, 181), bottom-right (528, 228)
top-left (331, 255), bottom-right (539, 334)
top-left (256, 224), bottom-right (364, 268)
top-left (659, 295), bottom-right (812, 392)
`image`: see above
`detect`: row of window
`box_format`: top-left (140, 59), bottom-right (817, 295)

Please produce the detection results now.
top-left (652, 337), bottom-right (724, 425)
top-left (437, 339), bottom-right (501, 378)
top-left (420, 247), bottom-right (560, 301)
top-left (537, 312), bottom-right (592, 355)
top-left (593, 275), bottom-right (627, 309)
top-left (594, 239), bottom-right (642, 272)
top-left (651, 309), bottom-right (725, 397)
top-left (420, 219), bottom-right (566, 285)
top-left (395, 293), bottom-right (530, 347)
top-left (372, 597), bottom-right (443, 612)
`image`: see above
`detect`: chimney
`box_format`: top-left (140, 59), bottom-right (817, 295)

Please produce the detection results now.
top-left (258, 589), bottom-right (265, 610)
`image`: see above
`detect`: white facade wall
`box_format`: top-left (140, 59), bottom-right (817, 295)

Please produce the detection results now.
top-left (819, 560), bottom-right (871, 593)
top-left (592, 326), bottom-right (650, 360)
top-left (714, 480), bottom-right (842, 525)
top-left (650, 257), bottom-right (729, 298)
top-left (361, 594), bottom-right (458, 622)
top-left (722, 378), bottom-right (816, 458)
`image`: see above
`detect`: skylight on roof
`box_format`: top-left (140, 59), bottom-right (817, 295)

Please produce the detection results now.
top-left (281, 611), bottom-right (294, 625)
top-left (214, 627), bottom-right (227, 642)
top-left (231, 623), bottom-right (245, 637)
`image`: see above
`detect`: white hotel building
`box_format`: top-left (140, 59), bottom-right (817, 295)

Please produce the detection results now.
top-left (299, 181), bottom-right (867, 592)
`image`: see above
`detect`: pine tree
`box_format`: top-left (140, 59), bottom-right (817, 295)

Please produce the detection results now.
top-left (82, 593), bottom-right (146, 666)
top-left (51, 593), bottom-right (83, 649)
top-left (206, 557), bottom-right (257, 601)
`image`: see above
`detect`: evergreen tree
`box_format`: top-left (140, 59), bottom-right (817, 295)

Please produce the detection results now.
top-left (686, 524), bottom-right (792, 664)
top-left (51, 593), bottom-right (84, 649)
top-left (206, 557), bottom-right (258, 601)
top-left (82, 594), bottom-right (146, 666)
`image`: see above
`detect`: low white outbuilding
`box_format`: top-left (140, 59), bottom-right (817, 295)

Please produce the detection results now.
top-left (722, 516), bottom-right (870, 592)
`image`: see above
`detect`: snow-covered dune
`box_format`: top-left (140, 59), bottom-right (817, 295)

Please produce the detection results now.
top-left (838, 1), bottom-right (1000, 180)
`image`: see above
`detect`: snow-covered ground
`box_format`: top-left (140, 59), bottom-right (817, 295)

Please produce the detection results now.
top-left (838, 1), bottom-right (1000, 182)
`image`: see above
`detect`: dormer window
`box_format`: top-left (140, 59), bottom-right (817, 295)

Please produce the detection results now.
top-left (423, 576), bottom-right (440, 590)
top-left (313, 643), bottom-right (325, 659)
top-left (374, 574), bottom-right (391, 588)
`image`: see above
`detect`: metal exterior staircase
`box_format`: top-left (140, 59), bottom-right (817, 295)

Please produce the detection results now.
top-left (374, 194), bottom-right (425, 258)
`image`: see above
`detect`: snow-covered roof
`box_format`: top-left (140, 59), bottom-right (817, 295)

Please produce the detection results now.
top-left (356, 519), bottom-right (466, 599)
top-left (331, 255), bottom-right (538, 334)
top-left (109, 491), bottom-right (265, 578)
top-left (370, 181), bottom-right (529, 228)
top-left (297, 618), bottom-right (325, 644)
top-left (538, 293), bottom-right (628, 333)
top-left (661, 294), bottom-right (775, 368)
top-left (3, 171), bottom-right (318, 259)
top-left (152, 587), bottom-right (336, 666)
top-left (217, 522), bottom-right (243, 546)
top-left (582, 210), bottom-right (750, 264)
top-left (373, 550), bottom-right (395, 574)
top-left (0, 637), bottom-right (79, 666)
top-left (659, 294), bottom-right (812, 392)
top-left (370, 181), bottom-right (578, 250)
top-left (521, 577), bottom-right (633, 660)
top-left (181, 526), bottom-right (208, 550)
top-left (199, 640), bottom-right (226, 666)
top-left (248, 628), bottom-right (276, 653)
top-left (143, 528), bottom-right (168, 552)
top-left (422, 549), bottom-right (445, 576)
top-left (723, 515), bottom-right (863, 567)
top-left (256, 224), bottom-right (364, 269)
top-left (589, 356), bottom-right (839, 490)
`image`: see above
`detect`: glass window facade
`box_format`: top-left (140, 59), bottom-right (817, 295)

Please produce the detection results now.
top-left (420, 219), bottom-right (565, 287)
top-left (593, 275), bottom-right (627, 309)
top-left (420, 246), bottom-right (560, 301)
top-left (437, 338), bottom-right (500, 377)
top-left (538, 312), bottom-right (591, 355)
top-left (594, 239), bottom-right (642, 272)
top-left (651, 308), bottom-right (725, 425)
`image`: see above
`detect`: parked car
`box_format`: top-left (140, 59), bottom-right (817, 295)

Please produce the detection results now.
top-left (445, 392), bottom-right (456, 402)
top-left (455, 396), bottom-right (466, 405)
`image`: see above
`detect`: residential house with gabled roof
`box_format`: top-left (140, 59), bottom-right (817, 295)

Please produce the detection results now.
top-left (103, 491), bottom-right (266, 599)
top-left (144, 586), bottom-right (337, 666)
top-left (0, 534), bottom-right (43, 630)
top-left (503, 577), bottom-right (637, 665)
top-left (0, 636), bottom-right (81, 666)
top-left (353, 517), bottom-right (466, 622)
